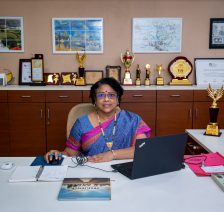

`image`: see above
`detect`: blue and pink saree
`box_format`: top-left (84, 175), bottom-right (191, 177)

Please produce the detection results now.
top-left (66, 110), bottom-right (151, 156)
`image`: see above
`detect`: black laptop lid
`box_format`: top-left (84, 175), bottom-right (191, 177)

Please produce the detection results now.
top-left (130, 133), bottom-right (188, 179)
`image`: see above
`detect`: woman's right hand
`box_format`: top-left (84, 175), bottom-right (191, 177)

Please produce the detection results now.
top-left (44, 150), bottom-right (62, 163)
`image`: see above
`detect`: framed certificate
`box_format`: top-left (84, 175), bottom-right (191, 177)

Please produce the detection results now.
top-left (85, 70), bottom-right (103, 85)
top-left (31, 58), bottom-right (43, 82)
top-left (195, 58), bottom-right (224, 86)
top-left (19, 59), bottom-right (32, 85)
top-left (106, 65), bottom-right (121, 83)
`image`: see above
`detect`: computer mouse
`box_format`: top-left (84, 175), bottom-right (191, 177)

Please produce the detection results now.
top-left (49, 155), bottom-right (60, 165)
top-left (0, 161), bottom-right (14, 170)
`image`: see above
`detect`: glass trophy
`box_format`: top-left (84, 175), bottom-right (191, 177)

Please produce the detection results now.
top-left (205, 84), bottom-right (223, 136)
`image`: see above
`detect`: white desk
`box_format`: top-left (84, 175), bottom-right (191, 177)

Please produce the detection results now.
top-left (0, 157), bottom-right (224, 212)
top-left (186, 129), bottom-right (224, 155)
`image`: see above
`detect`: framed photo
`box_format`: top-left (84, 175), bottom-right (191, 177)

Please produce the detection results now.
top-left (19, 59), bottom-right (32, 85)
top-left (31, 58), bottom-right (44, 82)
top-left (0, 17), bottom-right (24, 52)
top-left (106, 65), bottom-right (121, 83)
top-left (132, 18), bottom-right (182, 53)
top-left (44, 73), bottom-right (60, 85)
top-left (195, 58), bottom-right (224, 86)
top-left (52, 18), bottom-right (103, 54)
top-left (209, 18), bottom-right (224, 49)
top-left (85, 70), bottom-right (103, 85)
top-left (61, 72), bottom-right (78, 85)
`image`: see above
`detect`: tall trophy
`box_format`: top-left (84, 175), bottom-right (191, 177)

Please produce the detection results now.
top-left (76, 52), bottom-right (86, 85)
top-left (205, 84), bottom-right (224, 136)
top-left (121, 49), bottom-right (134, 85)
top-left (144, 64), bottom-right (150, 86)
top-left (156, 64), bottom-right (164, 85)
top-left (135, 64), bottom-right (141, 86)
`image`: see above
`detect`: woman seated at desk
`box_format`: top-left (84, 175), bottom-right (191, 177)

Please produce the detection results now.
top-left (44, 77), bottom-right (151, 163)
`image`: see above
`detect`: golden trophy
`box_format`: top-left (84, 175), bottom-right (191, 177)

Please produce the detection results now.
top-left (156, 64), bottom-right (164, 85)
top-left (76, 52), bottom-right (86, 85)
top-left (135, 64), bottom-right (141, 86)
top-left (121, 49), bottom-right (134, 85)
top-left (168, 56), bottom-right (192, 85)
top-left (144, 64), bottom-right (150, 86)
top-left (205, 84), bottom-right (224, 136)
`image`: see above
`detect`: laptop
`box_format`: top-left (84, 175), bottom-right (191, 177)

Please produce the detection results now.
top-left (111, 133), bottom-right (187, 180)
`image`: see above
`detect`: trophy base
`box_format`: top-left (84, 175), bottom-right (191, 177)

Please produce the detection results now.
top-left (170, 79), bottom-right (191, 85)
top-left (135, 79), bottom-right (141, 86)
top-left (156, 77), bottom-right (164, 85)
top-left (75, 77), bottom-right (85, 86)
top-left (123, 78), bottom-right (133, 85)
top-left (144, 79), bottom-right (150, 86)
top-left (204, 123), bottom-right (222, 137)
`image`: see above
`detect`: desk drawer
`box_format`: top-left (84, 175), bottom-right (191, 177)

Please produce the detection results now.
top-left (194, 90), bottom-right (224, 102)
top-left (46, 91), bottom-right (82, 102)
top-left (0, 91), bottom-right (7, 102)
top-left (157, 90), bottom-right (193, 102)
top-left (8, 91), bottom-right (45, 102)
top-left (122, 91), bottom-right (156, 102)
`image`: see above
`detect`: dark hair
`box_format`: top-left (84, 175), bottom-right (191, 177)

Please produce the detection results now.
top-left (89, 77), bottom-right (124, 105)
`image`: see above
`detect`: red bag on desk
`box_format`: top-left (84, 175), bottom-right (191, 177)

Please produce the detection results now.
top-left (184, 152), bottom-right (224, 176)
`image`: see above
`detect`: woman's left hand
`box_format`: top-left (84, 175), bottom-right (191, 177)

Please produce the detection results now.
top-left (88, 151), bottom-right (113, 163)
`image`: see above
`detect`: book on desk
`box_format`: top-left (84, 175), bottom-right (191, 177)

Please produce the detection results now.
top-left (58, 178), bottom-right (111, 201)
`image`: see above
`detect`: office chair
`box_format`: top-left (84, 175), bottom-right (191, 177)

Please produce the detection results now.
top-left (66, 103), bottom-right (95, 139)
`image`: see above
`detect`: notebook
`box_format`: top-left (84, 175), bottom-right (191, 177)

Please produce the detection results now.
top-left (111, 133), bottom-right (188, 180)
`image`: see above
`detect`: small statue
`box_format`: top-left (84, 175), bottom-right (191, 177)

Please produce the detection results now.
top-left (76, 52), bottom-right (86, 68)
top-left (207, 84), bottom-right (224, 108)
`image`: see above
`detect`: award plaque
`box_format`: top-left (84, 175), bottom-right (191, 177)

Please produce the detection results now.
top-left (61, 72), bottom-right (78, 85)
top-left (144, 64), bottom-right (150, 86)
top-left (168, 56), bottom-right (192, 85)
top-left (44, 73), bottom-right (60, 85)
top-left (121, 49), bottom-right (134, 85)
top-left (135, 64), bottom-right (141, 86)
top-left (76, 52), bottom-right (86, 86)
top-left (156, 64), bottom-right (164, 85)
top-left (205, 84), bottom-right (223, 136)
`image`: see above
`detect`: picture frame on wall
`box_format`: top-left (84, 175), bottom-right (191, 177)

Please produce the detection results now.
top-left (19, 59), bottom-right (32, 85)
top-left (209, 18), bottom-right (224, 49)
top-left (85, 70), bottom-right (103, 85)
top-left (194, 58), bottom-right (224, 86)
top-left (132, 18), bottom-right (182, 53)
top-left (0, 17), bottom-right (24, 52)
top-left (106, 65), bottom-right (121, 83)
top-left (52, 18), bottom-right (103, 54)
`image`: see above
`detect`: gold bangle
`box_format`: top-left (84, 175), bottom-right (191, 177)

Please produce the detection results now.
top-left (111, 150), bottom-right (116, 160)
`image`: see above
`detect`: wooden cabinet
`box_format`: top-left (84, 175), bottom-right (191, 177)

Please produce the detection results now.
top-left (0, 91), bottom-right (10, 156)
top-left (45, 91), bottom-right (82, 151)
top-left (193, 90), bottom-right (224, 129)
top-left (156, 90), bottom-right (193, 136)
top-left (121, 90), bottom-right (156, 136)
top-left (8, 91), bottom-right (46, 156)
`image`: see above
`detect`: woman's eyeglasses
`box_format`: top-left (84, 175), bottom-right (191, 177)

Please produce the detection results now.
top-left (96, 92), bottom-right (117, 100)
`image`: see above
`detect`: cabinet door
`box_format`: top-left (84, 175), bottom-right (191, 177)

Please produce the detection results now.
top-left (9, 103), bottom-right (46, 156)
top-left (157, 102), bottom-right (193, 136)
top-left (193, 102), bottom-right (224, 129)
top-left (46, 103), bottom-right (77, 151)
top-left (121, 102), bottom-right (156, 137)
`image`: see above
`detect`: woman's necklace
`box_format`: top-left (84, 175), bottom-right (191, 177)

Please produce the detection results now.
top-left (97, 110), bottom-right (117, 151)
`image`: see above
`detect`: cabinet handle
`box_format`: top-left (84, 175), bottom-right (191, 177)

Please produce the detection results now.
top-left (132, 94), bottom-right (143, 97)
top-left (195, 108), bottom-right (198, 118)
top-left (40, 109), bottom-right (43, 119)
top-left (170, 94), bottom-right (181, 97)
top-left (189, 109), bottom-right (192, 118)
top-left (58, 95), bottom-right (69, 98)
top-left (21, 95), bottom-right (31, 98)
top-left (47, 108), bottom-right (50, 125)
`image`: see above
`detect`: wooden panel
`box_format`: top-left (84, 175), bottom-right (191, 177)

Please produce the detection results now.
top-left (194, 90), bottom-right (224, 102)
top-left (8, 91), bottom-right (45, 102)
top-left (9, 103), bottom-right (46, 156)
top-left (0, 91), bottom-right (7, 102)
top-left (121, 102), bottom-right (156, 137)
top-left (156, 102), bottom-right (193, 136)
top-left (122, 90), bottom-right (156, 102)
top-left (83, 90), bottom-right (91, 103)
top-left (46, 91), bottom-right (82, 102)
top-left (157, 90), bottom-right (193, 102)
top-left (0, 103), bottom-right (10, 156)
top-left (46, 103), bottom-right (79, 151)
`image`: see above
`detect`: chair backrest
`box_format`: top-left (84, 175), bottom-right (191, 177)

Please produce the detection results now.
top-left (66, 103), bottom-right (95, 139)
